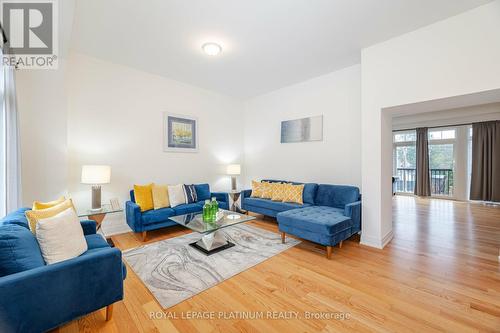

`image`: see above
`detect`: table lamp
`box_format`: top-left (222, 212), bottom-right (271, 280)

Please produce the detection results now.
top-left (81, 165), bottom-right (111, 211)
top-left (227, 164), bottom-right (241, 191)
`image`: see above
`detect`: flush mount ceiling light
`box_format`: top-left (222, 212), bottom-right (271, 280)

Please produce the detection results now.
top-left (202, 42), bottom-right (222, 56)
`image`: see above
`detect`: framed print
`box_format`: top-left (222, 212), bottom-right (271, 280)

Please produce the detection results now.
top-left (163, 113), bottom-right (198, 152)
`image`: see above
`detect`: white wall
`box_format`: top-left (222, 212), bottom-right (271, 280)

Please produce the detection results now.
top-left (15, 0), bottom-right (76, 206)
top-left (67, 54), bottom-right (244, 210)
top-left (361, 0), bottom-right (500, 248)
top-left (243, 65), bottom-right (361, 188)
top-left (392, 102), bottom-right (500, 130)
top-left (16, 63), bottom-right (70, 205)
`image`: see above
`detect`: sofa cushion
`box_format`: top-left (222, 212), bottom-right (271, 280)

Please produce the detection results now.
top-left (134, 183), bottom-right (154, 212)
top-left (25, 198), bottom-right (76, 234)
top-left (35, 208), bottom-right (88, 265)
top-left (0, 224), bottom-right (45, 277)
top-left (85, 234), bottom-right (109, 250)
top-left (282, 183), bottom-right (304, 204)
top-left (195, 200), bottom-right (207, 207)
top-left (277, 206), bottom-right (352, 235)
top-left (262, 180), bottom-right (317, 205)
top-left (302, 183), bottom-right (318, 205)
top-left (243, 197), bottom-right (310, 212)
top-left (168, 184), bottom-right (186, 207)
top-left (315, 185), bottom-right (360, 209)
top-left (32, 196), bottom-right (66, 210)
top-left (152, 184), bottom-right (170, 209)
top-left (260, 182), bottom-right (273, 199)
top-left (141, 207), bottom-right (176, 225)
top-left (0, 207), bottom-right (30, 229)
top-left (183, 184), bottom-right (198, 204)
top-left (250, 180), bottom-right (266, 198)
top-left (173, 203), bottom-right (202, 216)
top-left (195, 183), bottom-right (211, 201)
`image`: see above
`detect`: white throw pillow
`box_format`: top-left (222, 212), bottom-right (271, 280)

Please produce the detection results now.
top-left (168, 184), bottom-right (186, 207)
top-left (36, 207), bottom-right (88, 265)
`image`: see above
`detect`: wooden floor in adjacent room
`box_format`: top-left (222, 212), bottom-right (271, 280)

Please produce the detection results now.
top-left (56, 196), bottom-right (500, 332)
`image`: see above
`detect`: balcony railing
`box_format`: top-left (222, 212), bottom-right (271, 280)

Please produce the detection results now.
top-left (394, 168), bottom-right (453, 196)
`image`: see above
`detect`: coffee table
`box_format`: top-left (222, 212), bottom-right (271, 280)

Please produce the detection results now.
top-left (169, 209), bottom-right (255, 255)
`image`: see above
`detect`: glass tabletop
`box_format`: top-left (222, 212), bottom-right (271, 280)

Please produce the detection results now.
top-left (77, 204), bottom-right (123, 217)
top-left (169, 209), bottom-right (255, 234)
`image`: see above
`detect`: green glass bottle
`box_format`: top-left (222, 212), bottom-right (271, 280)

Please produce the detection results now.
top-left (211, 197), bottom-right (219, 221)
top-left (203, 200), bottom-right (211, 222)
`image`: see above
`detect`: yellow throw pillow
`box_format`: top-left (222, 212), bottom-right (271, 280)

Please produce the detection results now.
top-left (260, 182), bottom-right (274, 199)
top-left (25, 199), bottom-right (76, 234)
top-left (271, 183), bottom-right (287, 201)
top-left (32, 196), bottom-right (66, 210)
top-left (250, 180), bottom-right (264, 198)
top-left (282, 184), bottom-right (304, 204)
top-left (152, 184), bottom-right (170, 209)
top-left (134, 183), bottom-right (154, 212)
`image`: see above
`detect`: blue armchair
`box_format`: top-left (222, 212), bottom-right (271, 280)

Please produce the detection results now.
top-left (126, 183), bottom-right (229, 241)
top-left (0, 209), bottom-right (126, 333)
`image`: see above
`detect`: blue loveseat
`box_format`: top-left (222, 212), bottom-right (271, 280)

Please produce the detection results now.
top-left (125, 183), bottom-right (229, 241)
top-left (0, 208), bottom-right (126, 333)
top-left (242, 180), bottom-right (361, 259)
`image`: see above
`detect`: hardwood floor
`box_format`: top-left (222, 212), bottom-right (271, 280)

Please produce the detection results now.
top-left (56, 196), bottom-right (500, 332)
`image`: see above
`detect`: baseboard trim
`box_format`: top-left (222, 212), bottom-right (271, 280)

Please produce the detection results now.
top-left (360, 229), bottom-right (394, 249)
top-left (381, 229), bottom-right (394, 248)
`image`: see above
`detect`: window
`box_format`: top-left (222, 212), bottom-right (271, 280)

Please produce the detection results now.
top-left (394, 132), bottom-right (416, 143)
top-left (393, 130), bottom-right (416, 193)
top-left (429, 129), bottom-right (456, 140)
top-left (428, 128), bottom-right (456, 197)
top-left (393, 128), bottom-right (457, 197)
top-left (467, 126), bottom-right (473, 199)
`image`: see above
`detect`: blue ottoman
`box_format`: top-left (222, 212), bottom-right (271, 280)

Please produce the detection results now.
top-left (277, 206), bottom-right (357, 259)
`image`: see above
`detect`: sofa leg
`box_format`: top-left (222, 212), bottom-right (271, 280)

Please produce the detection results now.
top-left (339, 241), bottom-right (343, 249)
top-left (106, 304), bottom-right (113, 321)
top-left (326, 246), bottom-right (333, 259)
top-left (141, 231), bottom-right (147, 242)
top-left (281, 231), bottom-right (286, 244)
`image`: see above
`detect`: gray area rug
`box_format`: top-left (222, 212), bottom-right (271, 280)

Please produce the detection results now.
top-left (123, 224), bottom-right (300, 308)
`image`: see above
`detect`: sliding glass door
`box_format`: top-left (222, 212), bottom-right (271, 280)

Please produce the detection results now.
top-left (393, 131), bottom-right (416, 193)
top-left (393, 127), bottom-right (457, 198)
top-left (428, 128), bottom-right (456, 197)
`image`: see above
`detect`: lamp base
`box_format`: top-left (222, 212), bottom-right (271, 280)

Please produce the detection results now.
top-left (231, 176), bottom-right (237, 191)
top-left (91, 185), bottom-right (102, 210)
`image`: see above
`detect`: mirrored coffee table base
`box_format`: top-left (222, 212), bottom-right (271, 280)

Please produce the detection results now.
top-left (189, 230), bottom-right (236, 255)
top-left (169, 209), bottom-right (255, 255)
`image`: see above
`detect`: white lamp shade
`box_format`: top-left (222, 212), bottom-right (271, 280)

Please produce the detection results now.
top-left (81, 165), bottom-right (111, 184)
top-left (226, 164), bottom-right (241, 175)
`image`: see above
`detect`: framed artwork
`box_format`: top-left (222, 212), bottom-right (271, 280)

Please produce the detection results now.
top-left (280, 115), bottom-right (323, 143)
top-left (163, 113), bottom-right (198, 152)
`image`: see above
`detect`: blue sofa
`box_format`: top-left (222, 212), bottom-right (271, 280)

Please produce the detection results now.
top-left (126, 183), bottom-right (229, 241)
top-left (242, 180), bottom-right (361, 259)
top-left (0, 208), bottom-right (126, 333)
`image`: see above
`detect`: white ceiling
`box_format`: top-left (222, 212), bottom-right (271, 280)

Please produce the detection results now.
top-left (71, 0), bottom-right (492, 98)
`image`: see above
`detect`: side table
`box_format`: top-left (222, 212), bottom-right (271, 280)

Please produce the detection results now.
top-left (228, 190), bottom-right (245, 213)
top-left (78, 204), bottom-right (123, 246)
